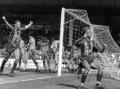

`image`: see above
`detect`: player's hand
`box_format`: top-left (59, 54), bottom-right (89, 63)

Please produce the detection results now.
top-left (30, 21), bottom-right (33, 24)
top-left (104, 43), bottom-right (107, 47)
top-left (2, 16), bottom-right (6, 20)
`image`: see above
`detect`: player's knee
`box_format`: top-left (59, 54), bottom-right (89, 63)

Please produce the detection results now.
top-left (24, 60), bottom-right (27, 64)
top-left (83, 71), bottom-right (89, 76)
top-left (98, 66), bottom-right (103, 74)
top-left (5, 51), bottom-right (9, 56)
top-left (85, 67), bottom-right (90, 74)
top-left (14, 60), bottom-right (18, 64)
top-left (4, 53), bottom-right (10, 60)
top-left (87, 68), bottom-right (90, 73)
top-left (84, 69), bottom-right (90, 75)
top-left (14, 58), bottom-right (20, 64)
top-left (98, 70), bottom-right (103, 75)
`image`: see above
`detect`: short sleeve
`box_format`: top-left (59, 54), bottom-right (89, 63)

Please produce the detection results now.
top-left (21, 27), bottom-right (26, 30)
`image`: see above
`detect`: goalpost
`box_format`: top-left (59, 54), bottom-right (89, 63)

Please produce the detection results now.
top-left (58, 8), bottom-right (65, 76)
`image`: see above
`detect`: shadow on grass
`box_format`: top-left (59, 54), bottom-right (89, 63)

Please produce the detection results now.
top-left (0, 73), bottom-right (10, 76)
top-left (16, 68), bottom-right (57, 73)
top-left (58, 83), bottom-right (77, 88)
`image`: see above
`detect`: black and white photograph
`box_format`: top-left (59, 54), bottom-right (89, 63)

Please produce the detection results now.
top-left (0, 0), bottom-right (120, 89)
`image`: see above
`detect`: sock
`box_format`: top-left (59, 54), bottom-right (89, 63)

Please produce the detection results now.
top-left (96, 73), bottom-right (103, 86)
top-left (24, 63), bottom-right (27, 70)
top-left (10, 63), bottom-right (17, 74)
top-left (81, 74), bottom-right (87, 83)
top-left (97, 73), bottom-right (103, 82)
top-left (78, 67), bottom-right (82, 74)
top-left (1, 60), bottom-right (7, 71)
top-left (35, 63), bottom-right (39, 70)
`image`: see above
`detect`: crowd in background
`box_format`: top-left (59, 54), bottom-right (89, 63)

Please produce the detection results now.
top-left (0, 22), bottom-right (60, 50)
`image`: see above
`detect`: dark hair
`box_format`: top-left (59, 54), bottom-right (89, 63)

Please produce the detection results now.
top-left (28, 31), bottom-right (33, 36)
top-left (15, 20), bottom-right (21, 23)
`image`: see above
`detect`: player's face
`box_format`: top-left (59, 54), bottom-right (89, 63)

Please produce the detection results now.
top-left (86, 29), bottom-right (92, 37)
top-left (85, 36), bottom-right (90, 42)
top-left (15, 21), bottom-right (21, 28)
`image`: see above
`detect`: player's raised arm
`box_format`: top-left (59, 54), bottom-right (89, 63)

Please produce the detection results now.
top-left (2, 16), bottom-right (12, 28)
top-left (23, 21), bottom-right (33, 30)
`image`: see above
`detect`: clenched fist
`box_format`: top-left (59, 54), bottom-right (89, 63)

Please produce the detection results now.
top-left (2, 16), bottom-right (6, 20)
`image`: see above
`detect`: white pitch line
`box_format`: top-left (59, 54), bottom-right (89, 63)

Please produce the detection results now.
top-left (0, 74), bottom-right (74, 85)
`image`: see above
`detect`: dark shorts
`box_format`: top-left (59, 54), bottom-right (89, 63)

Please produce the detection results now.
top-left (79, 55), bottom-right (103, 71)
top-left (80, 55), bottom-right (93, 64)
top-left (6, 43), bottom-right (19, 53)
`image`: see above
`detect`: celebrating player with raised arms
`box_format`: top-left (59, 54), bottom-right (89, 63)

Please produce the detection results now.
top-left (0, 16), bottom-right (33, 77)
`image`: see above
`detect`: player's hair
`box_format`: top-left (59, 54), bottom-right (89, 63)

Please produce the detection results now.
top-left (15, 20), bottom-right (21, 23)
top-left (28, 31), bottom-right (33, 36)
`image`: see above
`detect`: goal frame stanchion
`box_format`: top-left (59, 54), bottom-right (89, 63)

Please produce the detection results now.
top-left (58, 7), bottom-right (65, 76)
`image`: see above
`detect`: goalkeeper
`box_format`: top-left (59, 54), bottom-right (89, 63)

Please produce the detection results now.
top-left (75, 27), bottom-right (105, 89)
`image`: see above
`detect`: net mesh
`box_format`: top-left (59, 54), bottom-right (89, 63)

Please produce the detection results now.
top-left (64, 9), bottom-right (90, 48)
top-left (93, 25), bottom-right (120, 53)
top-left (93, 25), bottom-right (120, 80)
top-left (62, 8), bottom-right (120, 80)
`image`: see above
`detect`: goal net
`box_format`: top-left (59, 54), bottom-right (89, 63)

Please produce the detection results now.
top-left (58, 8), bottom-right (120, 80)
top-left (93, 25), bottom-right (120, 53)
top-left (93, 25), bottom-right (120, 80)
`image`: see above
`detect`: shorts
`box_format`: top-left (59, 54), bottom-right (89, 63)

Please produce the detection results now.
top-left (80, 55), bottom-right (93, 64)
top-left (6, 44), bottom-right (18, 53)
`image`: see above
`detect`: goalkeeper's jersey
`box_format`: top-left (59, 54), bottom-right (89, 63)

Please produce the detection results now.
top-left (81, 38), bottom-right (92, 57)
